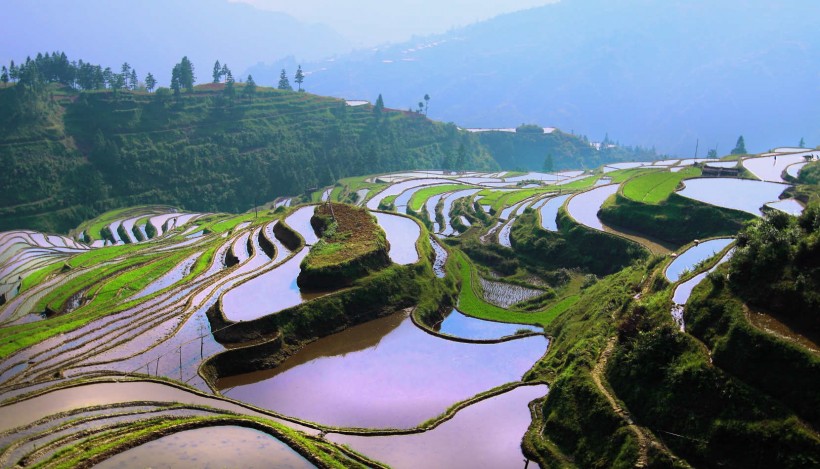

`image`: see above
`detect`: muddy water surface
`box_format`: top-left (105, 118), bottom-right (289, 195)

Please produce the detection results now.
top-left (217, 313), bottom-right (547, 429)
top-left (328, 384), bottom-right (547, 468)
top-left (95, 426), bottom-right (313, 469)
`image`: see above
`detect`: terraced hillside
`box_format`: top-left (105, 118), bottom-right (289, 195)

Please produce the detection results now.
top-left (0, 84), bottom-right (497, 233)
top-left (0, 148), bottom-right (818, 467)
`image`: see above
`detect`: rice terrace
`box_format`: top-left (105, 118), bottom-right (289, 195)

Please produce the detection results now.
top-left (1, 136), bottom-right (818, 467)
top-left (2, 1), bottom-right (820, 466)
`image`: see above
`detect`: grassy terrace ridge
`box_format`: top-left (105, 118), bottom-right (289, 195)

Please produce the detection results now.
top-left (408, 184), bottom-right (471, 212)
top-left (303, 203), bottom-right (386, 269)
top-left (73, 205), bottom-right (175, 241)
top-left (298, 203), bottom-right (390, 289)
top-left (622, 166), bottom-right (701, 203)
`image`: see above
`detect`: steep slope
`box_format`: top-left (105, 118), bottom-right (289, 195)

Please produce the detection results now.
top-left (250, 0), bottom-right (820, 156)
top-left (0, 84), bottom-right (497, 232)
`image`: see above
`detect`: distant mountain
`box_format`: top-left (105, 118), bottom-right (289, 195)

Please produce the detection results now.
top-left (1, 0), bottom-right (349, 85)
top-left (247, 0), bottom-right (820, 156)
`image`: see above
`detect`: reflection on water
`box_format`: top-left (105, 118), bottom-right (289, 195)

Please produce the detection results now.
top-left (217, 313), bottom-right (547, 429)
top-left (220, 249), bottom-right (328, 322)
top-left (766, 199), bottom-right (805, 216)
top-left (96, 426), bottom-right (312, 469)
top-left (566, 185), bottom-right (619, 231)
top-left (665, 238), bottom-right (733, 282)
top-left (677, 178), bottom-right (787, 216)
top-left (284, 206), bottom-right (318, 244)
top-left (539, 194), bottom-right (571, 231)
top-left (373, 212), bottom-right (420, 265)
top-left (328, 384), bottom-right (547, 469)
top-left (436, 309), bottom-right (540, 341)
top-left (743, 154), bottom-right (808, 182)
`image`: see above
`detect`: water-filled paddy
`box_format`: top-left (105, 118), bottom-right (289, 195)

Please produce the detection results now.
top-left (539, 194), bottom-right (571, 231)
top-left (284, 206), bottom-right (318, 244)
top-left (786, 162), bottom-right (807, 179)
top-left (673, 249), bottom-right (734, 305)
top-left (743, 154), bottom-right (809, 182)
top-left (373, 212), bottom-right (420, 265)
top-left (430, 236), bottom-right (447, 278)
top-left (366, 178), bottom-right (446, 210)
top-left (566, 185), bottom-right (619, 231)
top-left (676, 178), bottom-right (788, 216)
top-left (665, 238), bottom-right (733, 282)
top-left (221, 249), bottom-right (327, 322)
top-left (96, 426), bottom-right (313, 469)
top-left (131, 252), bottom-right (199, 300)
top-left (436, 309), bottom-right (539, 341)
top-left (328, 384), bottom-right (548, 468)
top-left (439, 189), bottom-right (481, 235)
top-left (766, 198), bottom-right (804, 216)
top-left (217, 313), bottom-right (547, 428)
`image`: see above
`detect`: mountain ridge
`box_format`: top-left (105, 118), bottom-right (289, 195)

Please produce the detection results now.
top-left (247, 0), bottom-right (820, 156)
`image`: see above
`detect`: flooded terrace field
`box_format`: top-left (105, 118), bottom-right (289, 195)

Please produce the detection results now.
top-left (217, 312), bottom-right (547, 429)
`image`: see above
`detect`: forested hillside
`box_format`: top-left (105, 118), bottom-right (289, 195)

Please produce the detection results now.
top-left (0, 83), bottom-right (497, 232)
top-left (476, 126), bottom-right (658, 171)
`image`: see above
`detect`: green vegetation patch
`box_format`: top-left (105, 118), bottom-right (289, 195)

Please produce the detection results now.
top-left (605, 167), bottom-right (661, 183)
top-left (599, 192), bottom-right (755, 247)
top-left (408, 184), bottom-right (470, 212)
top-left (455, 251), bottom-right (577, 326)
top-left (622, 167), bottom-right (701, 204)
top-left (554, 175), bottom-right (599, 190)
top-left (20, 261), bottom-right (64, 291)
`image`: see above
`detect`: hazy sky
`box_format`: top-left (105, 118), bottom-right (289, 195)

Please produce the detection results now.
top-left (230, 0), bottom-right (558, 46)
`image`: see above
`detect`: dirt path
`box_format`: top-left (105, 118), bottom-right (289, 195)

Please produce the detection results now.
top-left (591, 337), bottom-right (650, 467)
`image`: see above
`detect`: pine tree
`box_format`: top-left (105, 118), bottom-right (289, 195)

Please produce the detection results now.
top-left (9, 60), bottom-right (18, 83)
top-left (731, 135), bottom-right (747, 155)
top-left (130, 69), bottom-right (138, 90)
top-left (212, 60), bottom-right (221, 83)
top-left (221, 64), bottom-right (230, 82)
top-left (120, 62), bottom-right (131, 87)
top-left (374, 94), bottom-right (385, 114)
top-left (1, 66), bottom-right (8, 84)
top-left (170, 64), bottom-right (181, 96)
top-left (243, 74), bottom-right (256, 100)
top-left (278, 69), bottom-right (292, 90)
top-left (543, 154), bottom-right (554, 172)
top-left (102, 67), bottom-right (114, 88)
top-left (179, 56), bottom-right (195, 92)
top-left (799, 137), bottom-right (805, 148)
top-left (144, 73), bottom-right (157, 92)
top-left (224, 70), bottom-right (235, 100)
top-left (295, 65), bottom-right (304, 91)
